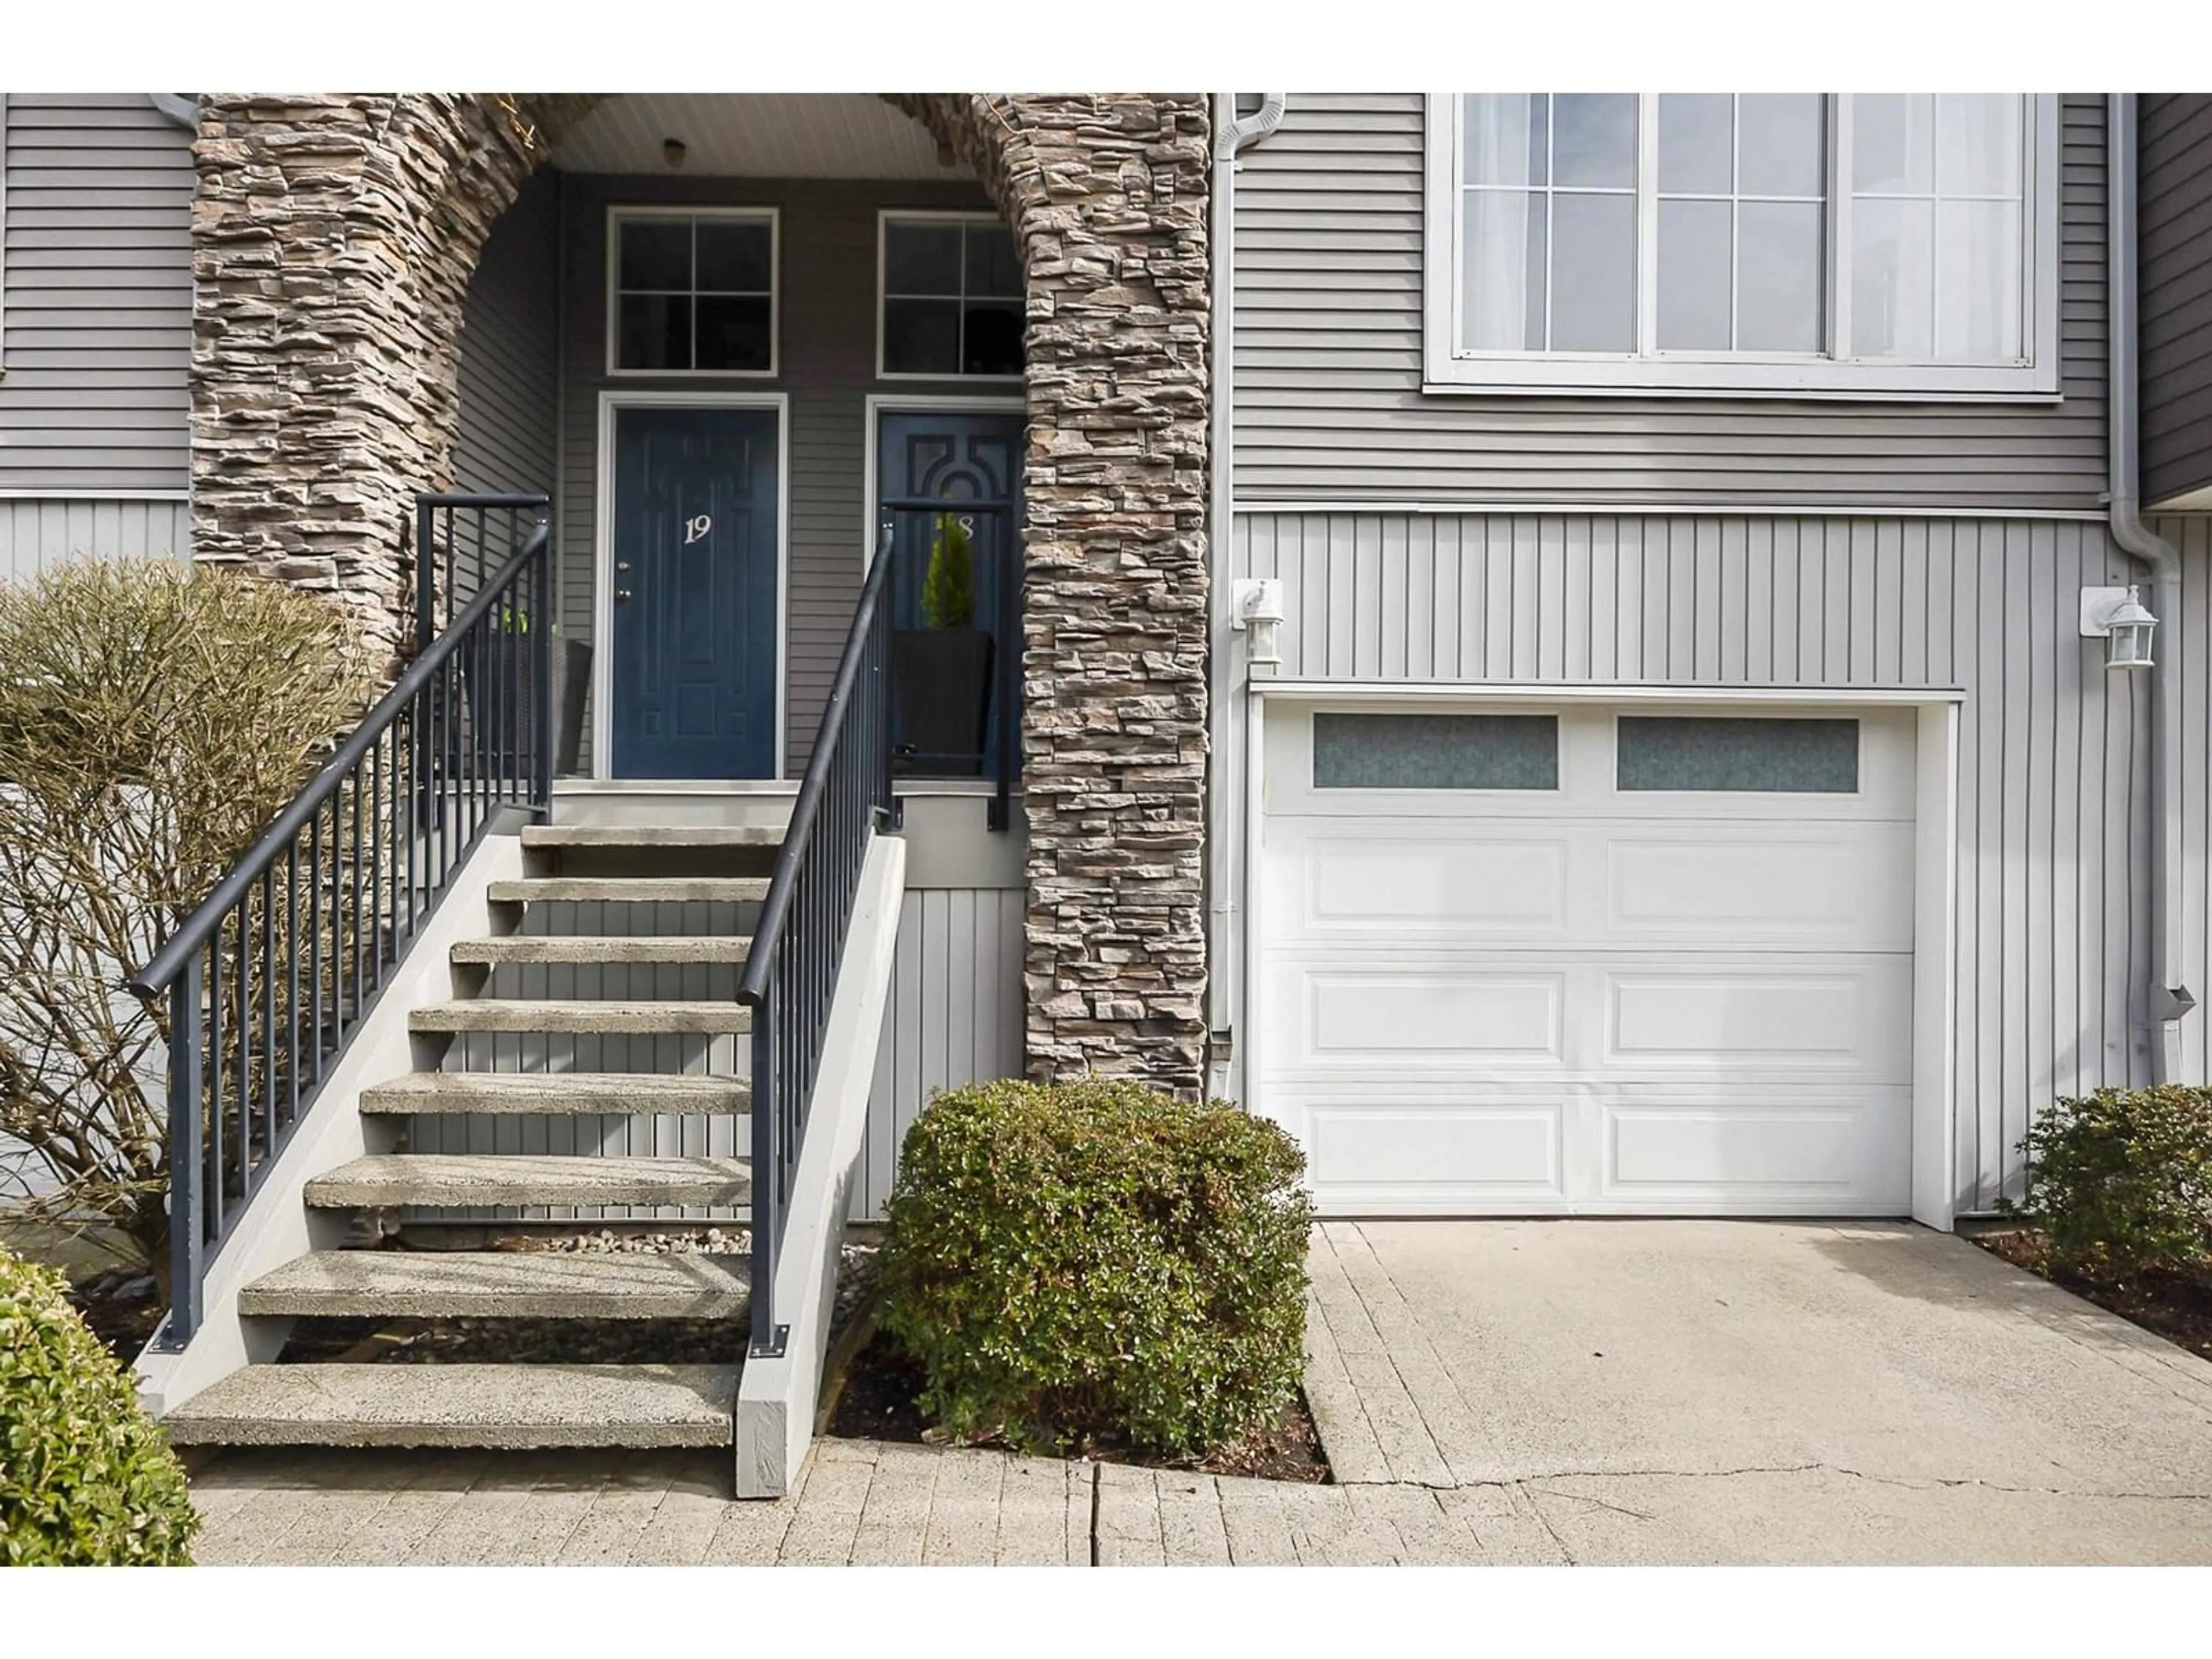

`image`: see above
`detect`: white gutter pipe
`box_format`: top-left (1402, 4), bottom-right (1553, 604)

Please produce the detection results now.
top-left (1206, 94), bottom-right (1286, 1100)
top-left (2107, 92), bottom-right (2194, 1083)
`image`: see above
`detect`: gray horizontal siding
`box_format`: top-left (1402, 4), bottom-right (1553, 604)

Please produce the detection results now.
top-left (454, 169), bottom-right (560, 501)
top-left (1, 495), bottom-right (188, 581)
top-left (1232, 94), bottom-right (2109, 512)
top-left (0, 94), bottom-right (193, 493)
top-left (552, 171), bottom-right (999, 775)
top-left (855, 886), bottom-right (1027, 1220)
top-left (2141, 94), bottom-right (2212, 505)
top-left (1232, 509), bottom-right (2195, 1213)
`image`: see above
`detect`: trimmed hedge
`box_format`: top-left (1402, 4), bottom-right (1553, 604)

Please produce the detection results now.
top-left (2009, 1086), bottom-right (2212, 1280)
top-left (0, 1245), bottom-right (199, 1565)
top-left (877, 1079), bottom-right (1313, 1459)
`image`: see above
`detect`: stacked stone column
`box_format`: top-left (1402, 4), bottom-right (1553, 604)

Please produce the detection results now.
top-left (188, 94), bottom-right (579, 665)
top-left (900, 94), bottom-right (1214, 1097)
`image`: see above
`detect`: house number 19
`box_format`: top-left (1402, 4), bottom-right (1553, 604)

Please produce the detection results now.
top-left (684, 514), bottom-right (713, 546)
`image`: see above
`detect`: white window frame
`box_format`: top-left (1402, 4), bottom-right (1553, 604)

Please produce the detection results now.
top-left (1421, 93), bottom-right (2062, 400)
top-left (875, 209), bottom-right (1026, 384)
top-left (604, 204), bottom-right (779, 380)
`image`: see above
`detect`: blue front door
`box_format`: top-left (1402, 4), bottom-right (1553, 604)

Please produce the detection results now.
top-left (609, 406), bottom-right (779, 779)
top-left (878, 411), bottom-right (1022, 778)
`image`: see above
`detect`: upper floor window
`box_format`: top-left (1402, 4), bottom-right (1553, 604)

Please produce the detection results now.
top-left (1422, 94), bottom-right (2059, 397)
top-left (878, 212), bottom-right (1024, 379)
top-left (608, 206), bottom-right (777, 376)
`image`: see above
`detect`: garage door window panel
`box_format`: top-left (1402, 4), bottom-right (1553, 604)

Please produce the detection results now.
top-left (1312, 712), bottom-right (1559, 791)
top-left (1616, 716), bottom-right (1860, 794)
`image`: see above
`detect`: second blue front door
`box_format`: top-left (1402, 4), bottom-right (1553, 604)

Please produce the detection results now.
top-left (609, 406), bottom-right (779, 779)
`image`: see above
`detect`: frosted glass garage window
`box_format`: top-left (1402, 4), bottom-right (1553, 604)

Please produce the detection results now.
top-left (1616, 717), bottom-right (1859, 793)
top-left (1313, 713), bottom-right (1558, 790)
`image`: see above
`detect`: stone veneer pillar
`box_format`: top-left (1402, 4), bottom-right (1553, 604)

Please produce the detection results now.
top-left (190, 93), bottom-right (1213, 1098)
top-left (188, 95), bottom-right (580, 665)
top-left (897, 95), bottom-right (1213, 1098)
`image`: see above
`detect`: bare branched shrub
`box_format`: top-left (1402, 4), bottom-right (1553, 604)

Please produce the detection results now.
top-left (0, 559), bottom-right (370, 1271)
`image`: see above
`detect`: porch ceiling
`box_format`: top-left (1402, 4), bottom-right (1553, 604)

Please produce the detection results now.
top-left (551, 94), bottom-right (967, 180)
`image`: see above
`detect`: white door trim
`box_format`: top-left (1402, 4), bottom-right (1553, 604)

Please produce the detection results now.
top-left (860, 393), bottom-right (1026, 567)
top-left (593, 389), bottom-right (791, 782)
top-left (1240, 681), bottom-right (1963, 1230)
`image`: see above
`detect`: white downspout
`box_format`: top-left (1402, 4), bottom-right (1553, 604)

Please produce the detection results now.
top-left (2107, 92), bottom-right (2193, 1083)
top-left (1206, 94), bottom-right (1286, 1103)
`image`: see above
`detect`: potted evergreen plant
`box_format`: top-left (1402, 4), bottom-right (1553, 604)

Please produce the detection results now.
top-left (473, 602), bottom-right (591, 778)
top-left (892, 514), bottom-right (993, 775)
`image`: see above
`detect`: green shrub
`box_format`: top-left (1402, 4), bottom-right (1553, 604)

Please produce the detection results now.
top-left (2007, 1085), bottom-right (2212, 1279)
top-left (0, 557), bottom-right (368, 1271)
top-left (0, 1244), bottom-right (199, 1563)
top-left (877, 1079), bottom-right (1314, 1459)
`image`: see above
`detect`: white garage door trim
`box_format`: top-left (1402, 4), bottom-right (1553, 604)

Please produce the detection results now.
top-left (1239, 682), bottom-right (1961, 1230)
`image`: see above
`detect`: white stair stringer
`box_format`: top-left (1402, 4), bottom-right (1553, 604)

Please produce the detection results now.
top-left (733, 832), bottom-right (906, 1498)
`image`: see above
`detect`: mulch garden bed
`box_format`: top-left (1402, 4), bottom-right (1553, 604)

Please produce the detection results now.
top-left (66, 1268), bottom-right (164, 1364)
top-left (1972, 1226), bottom-right (2212, 1364)
top-left (823, 1327), bottom-right (1332, 1484)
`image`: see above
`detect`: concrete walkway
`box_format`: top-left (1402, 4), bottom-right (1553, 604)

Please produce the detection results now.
top-left (185, 1219), bottom-right (2212, 1565)
top-left (185, 1439), bottom-right (1528, 1566)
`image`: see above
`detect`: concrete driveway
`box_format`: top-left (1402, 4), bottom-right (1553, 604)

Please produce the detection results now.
top-left (1302, 1219), bottom-right (2212, 1565)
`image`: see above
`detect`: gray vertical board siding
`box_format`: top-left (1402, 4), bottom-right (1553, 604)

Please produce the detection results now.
top-left (550, 173), bottom-right (1000, 775)
top-left (1231, 509), bottom-right (2202, 1212)
top-left (2141, 94), bottom-right (2212, 505)
top-left (1230, 94), bottom-right (2109, 510)
top-left (453, 169), bottom-right (560, 499)
top-left (0, 94), bottom-right (193, 493)
top-left (1, 496), bottom-right (188, 580)
top-left (853, 887), bottom-right (1026, 1221)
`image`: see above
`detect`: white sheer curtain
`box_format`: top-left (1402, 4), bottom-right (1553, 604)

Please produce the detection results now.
top-left (1460, 94), bottom-right (1543, 351)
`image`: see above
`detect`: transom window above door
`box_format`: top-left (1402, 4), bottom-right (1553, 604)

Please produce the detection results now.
top-left (1422, 93), bottom-right (2058, 397)
top-left (609, 207), bottom-right (777, 376)
top-left (878, 213), bottom-right (1024, 378)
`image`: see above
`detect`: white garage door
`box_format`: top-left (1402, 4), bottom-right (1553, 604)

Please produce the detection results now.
top-left (1257, 702), bottom-right (1915, 1216)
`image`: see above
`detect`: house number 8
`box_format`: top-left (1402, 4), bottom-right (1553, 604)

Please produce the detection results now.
top-left (684, 514), bottom-right (713, 546)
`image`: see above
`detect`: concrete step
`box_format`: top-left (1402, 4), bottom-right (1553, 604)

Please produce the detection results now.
top-left (521, 824), bottom-right (783, 849)
top-left (452, 934), bottom-right (753, 966)
top-left (410, 1000), bottom-right (752, 1035)
top-left (359, 1072), bottom-right (751, 1116)
top-left (490, 877), bottom-right (768, 904)
top-left (305, 1154), bottom-right (753, 1210)
top-left (162, 1363), bottom-right (738, 1449)
top-left (239, 1250), bottom-right (752, 1320)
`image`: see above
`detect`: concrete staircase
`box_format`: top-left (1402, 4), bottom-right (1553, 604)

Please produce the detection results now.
top-left (162, 822), bottom-right (781, 1452)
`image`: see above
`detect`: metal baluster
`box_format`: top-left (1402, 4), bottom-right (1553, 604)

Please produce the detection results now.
top-left (405, 698), bottom-right (417, 940)
top-left (233, 902), bottom-right (250, 1202)
top-left (309, 808), bottom-right (324, 1086)
top-left (368, 738), bottom-right (383, 990)
top-left (331, 795), bottom-right (347, 1045)
top-left (352, 759), bottom-right (366, 1007)
top-left (163, 960), bottom-right (204, 1346)
top-left (535, 537), bottom-right (552, 805)
top-left (260, 868), bottom-right (275, 1167)
top-left (287, 841), bottom-right (301, 1126)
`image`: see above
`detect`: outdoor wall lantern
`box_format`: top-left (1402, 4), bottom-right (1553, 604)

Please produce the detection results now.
top-left (1232, 579), bottom-right (1286, 673)
top-left (2081, 585), bottom-right (2159, 672)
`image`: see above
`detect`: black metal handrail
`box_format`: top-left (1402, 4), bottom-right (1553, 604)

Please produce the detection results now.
top-left (736, 525), bottom-right (899, 1358)
top-left (134, 513), bottom-right (555, 1348)
top-left (416, 493), bottom-right (551, 652)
